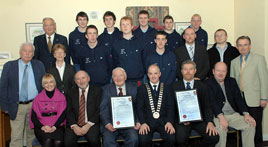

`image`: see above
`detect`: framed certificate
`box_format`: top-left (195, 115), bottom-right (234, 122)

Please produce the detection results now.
top-left (175, 89), bottom-right (202, 123)
top-left (111, 96), bottom-right (135, 129)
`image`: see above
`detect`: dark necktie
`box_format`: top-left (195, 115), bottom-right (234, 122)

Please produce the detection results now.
top-left (153, 85), bottom-right (157, 96)
top-left (48, 36), bottom-right (52, 53)
top-left (186, 82), bottom-right (191, 90)
top-left (78, 90), bottom-right (86, 126)
top-left (118, 87), bottom-right (123, 96)
top-left (20, 65), bottom-right (28, 101)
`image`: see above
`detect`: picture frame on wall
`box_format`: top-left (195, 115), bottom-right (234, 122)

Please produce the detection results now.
top-left (0, 52), bottom-right (11, 59)
top-left (175, 22), bottom-right (190, 35)
top-left (25, 23), bottom-right (45, 43)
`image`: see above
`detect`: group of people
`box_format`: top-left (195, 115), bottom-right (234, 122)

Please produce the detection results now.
top-left (0, 9), bottom-right (267, 147)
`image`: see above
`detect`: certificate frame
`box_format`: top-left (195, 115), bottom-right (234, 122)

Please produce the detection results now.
top-left (25, 23), bottom-right (45, 43)
top-left (111, 96), bottom-right (135, 129)
top-left (175, 89), bottom-right (203, 123)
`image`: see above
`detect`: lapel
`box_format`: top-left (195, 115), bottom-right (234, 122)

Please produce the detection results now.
top-left (177, 80), bottom-right (186, 90)
top-left (15, 60), bottom-right (19, 92)
top-left (73, 87), bottom-right (80, 115)
top-left (111, 84), bottom-right (118, 96)
top-left (62, 64), bottom-right (68, 82)
top-left (53, 33), bottom-right (60, 47)
top-left (41, 34), bottom-right (50, 54)
top-left (31, 60), bottom-right (39, 88)
top-left (243, 53), bottom-right (252, 71)
top-left (182, 45), bottom-right (191, 60)
top-left (125, 82), bottom-right (131, 96)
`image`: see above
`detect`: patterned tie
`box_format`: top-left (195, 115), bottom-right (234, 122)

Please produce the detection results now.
top-left (118, 88), bottom-right (123, 96)
top-left (189, 46), bottom-right (194, 61)
top-left (239, 56), bottom-right (246, 91)
top-left (186, 82), bottom-right (191, 90)
top-left (78, 89), bottom-right (86, 126)
top-left (20, 65), bottom-right (28, 101)
top-left (48, 36), bottom-right (52, 53)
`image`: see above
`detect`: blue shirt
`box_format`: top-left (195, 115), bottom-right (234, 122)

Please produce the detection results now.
top-left (18, 59), bottom-right (38, 101)
top-left (216, 44), bottom-right (228, 62)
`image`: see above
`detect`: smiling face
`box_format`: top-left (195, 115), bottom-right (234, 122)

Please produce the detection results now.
top-left (43, 18), bottom-right (56, 36)
top-left (147, 65), bottom-right (161, 84)
top-left (54, 48), bottom-right (66, 62)
top-left (213, 62), bottom-right (227, 83)
top-left (20, 44), bottom-right (34, 64)
top-left (236, 39), bottom-right (251, 56)
top-left (112, 68), bottom-right (127, 87)
top-left (138, 14), bottom-right (149, 27)
top-left (183, 28), bottom-right (196, 45)
top-left (43, 78), bottom-right (56, 92)
top-left (77, 16), bottom-right (88, 29)
top-left (74, 71), bottom-right (90, 90)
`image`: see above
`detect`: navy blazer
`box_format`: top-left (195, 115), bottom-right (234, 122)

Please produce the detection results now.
top-left (100, 82), bottom-right (138, 132)
top-left (136, 83), bottom-right (174, 127)
top-left (0, 59), bottom-right (45, 120)
top-left (171, 80), bottom-right (213, 123)
top-left (33, 33), bottom-right (70, 70)
top-left (205, 76), bottom-right (248, 117)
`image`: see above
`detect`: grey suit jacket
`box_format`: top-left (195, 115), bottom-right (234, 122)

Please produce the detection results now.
top-left (230, 52), bottom-right (268, 107)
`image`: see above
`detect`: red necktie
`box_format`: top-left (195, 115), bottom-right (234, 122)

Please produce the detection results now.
top-left (78, 90), bottom-right (86, 126)
top-left (118, 88), bottom-right (123, 96)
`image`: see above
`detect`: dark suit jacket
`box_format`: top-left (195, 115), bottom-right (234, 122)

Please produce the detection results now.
top-left (136, 83), bottom-right (174, 127)
top-left (66, 85), bottom-right (102, 126)
top-left (207, 42), bottom-right (240, 77)
top-left (47, 63), bottom-right (76, 94)
top-left (33, 33), bottom-right (70, 70)
top-left (205, 76), bottom-right (248, 117)
top-left (0, 59), bottom-right (45, 120)
top-left (175, 44), bottom-right (209, 80)
top-left (100, 82), bottom-right (138, 131)
top-left (171, 80), bottom-right (213, 123)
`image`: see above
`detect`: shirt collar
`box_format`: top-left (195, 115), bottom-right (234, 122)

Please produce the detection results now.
top-left (56, 62), bottom-right (65, 69)
top-left (240, 51), bottom-right (250, 61)
top-left (150, 81), bottom-right (159, 89)
top-left (79, 85), bottom-right (89, 94)
top-left (185, 43), bottom-right (195, 49)
top-left (183, 79), bottom-right (194, 89)
top-left (216, 43), bottom-right (228, 51)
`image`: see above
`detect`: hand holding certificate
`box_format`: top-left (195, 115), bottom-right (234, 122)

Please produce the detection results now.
top-left (175, 89), bottom-right (202, 123)
top-left (111, 96), bottom-right (135, 129)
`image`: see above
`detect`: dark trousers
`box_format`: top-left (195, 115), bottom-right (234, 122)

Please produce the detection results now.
top-left (174, 122), bottom-right (219, 147)
top-left (247, 106), bottom-right (263, 147)
top-left (64, 125), bottom-right (100, 147)
top-left (102, 128), bottom-right (138, 147)
top-left (139, 123), bottom-right (175, 147)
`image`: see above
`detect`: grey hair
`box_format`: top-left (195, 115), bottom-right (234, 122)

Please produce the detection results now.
top-left (42, 17), bottom-right (56, 25)
top-left (20, 42), bottom-right (35, 51)
top-left (112, 67), bottom-right (127, 79)
top-left (181, 60), bottom-right (196, 69)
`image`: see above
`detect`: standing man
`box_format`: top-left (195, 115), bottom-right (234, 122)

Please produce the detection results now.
top-left (206, 62), bottom-right (255, 147)
top-left (230, 36), bottom-right (268, 147)
top-left (163, 15), bottom-right (183, 52)
top-left (69, 11), bottom-right (89, 71)
top-left (80, 25), bottom-right (113, 87)
top-left (112, 16), bottom-right (145, 85)
top-left (100, 67), bottom-right (139, 147)
top-left (171, 60), bottom-right (219, 147)
top-left (137, 64), bottom-right (176, 147)
top-left (207, 29), bottom-right (240, 77)
top-left (64, 70), bottom-right (102, 147)
top-left (175, 27), bottom-right (209, 80)
top-left (98, 11), bottom-right (122, 51)
top-left (187, 14), bottom-right (208, 48)
top-left (133, 10), bottom-right (157, 57)
top-left (0, 43), bottom-right (45, 147)
top-left (34, 17), bottom-right (70, 70)
top-left (145, 31), bottom-right (177, 85)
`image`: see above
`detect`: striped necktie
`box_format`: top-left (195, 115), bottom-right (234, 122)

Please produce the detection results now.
top-left (78, 89), bottom-right (86, 126)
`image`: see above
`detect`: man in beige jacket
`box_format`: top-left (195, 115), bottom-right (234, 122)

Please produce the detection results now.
top-left (230, 36), bottom-right (268, 147)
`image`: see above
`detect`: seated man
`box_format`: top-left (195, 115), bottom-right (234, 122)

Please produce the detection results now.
top-left (64, 71), bottom-right (102, 147)
top-left (171, 60), bottom-right (219, 147)
top-left (137, 64), bottom-right (175, 147)
top-left (206, 62), bottom-right (256, 147)
top-left (100, 67), bottom-right (139, 147)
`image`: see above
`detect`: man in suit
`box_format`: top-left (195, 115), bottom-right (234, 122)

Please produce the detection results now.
top-left (100, 67), bottom-right (139, 147)
top-left (34, 17), bottom-right (70, 70)
top-left (171, 60), bottom-right (219, 147)
top-left (206, 62), bottom-right (255, 147)
top-left (230, 36), bottom-right (268, 147)
top-left (137, 64), bottom-right (176, 147)
top-left (175, 27), bottom-right (209, 80)
top-left (64, 70), bottom-right (102, 147)
top-left (207, 29), bottom-right (240, 77)
top-left (0, 42), bottom-right (45, 147)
